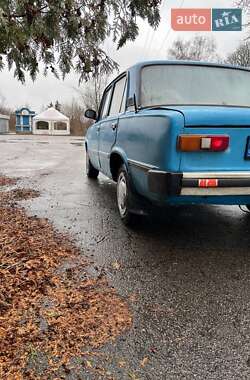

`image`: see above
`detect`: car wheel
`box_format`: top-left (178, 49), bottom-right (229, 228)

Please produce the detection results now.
top-left (86, 151), bottom-right (99, 179)
top-left (245, 205), bottom-right (250, 211)
top-left (116, 164), bottom-right (139, 226)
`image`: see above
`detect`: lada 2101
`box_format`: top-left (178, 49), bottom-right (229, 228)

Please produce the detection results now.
top-left (85, 61), bottom-right (250, 225)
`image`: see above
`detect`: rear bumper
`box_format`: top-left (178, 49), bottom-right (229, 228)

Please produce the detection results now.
top-left (148, 170), bottom-right (250, 196)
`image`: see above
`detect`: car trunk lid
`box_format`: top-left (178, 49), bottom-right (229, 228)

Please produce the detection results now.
top-left (172, 106), bottom-right (250, 172)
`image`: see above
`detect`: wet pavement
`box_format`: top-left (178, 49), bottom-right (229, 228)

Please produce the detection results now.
top-left (0, 134), bottom-right (250, 379)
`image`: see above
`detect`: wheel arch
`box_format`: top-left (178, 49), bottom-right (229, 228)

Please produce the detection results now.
top-left (110, 149), bottom-right (128, 182)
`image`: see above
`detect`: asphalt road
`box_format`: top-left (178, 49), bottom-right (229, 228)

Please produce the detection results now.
top-left (0, 135), bottom-right (250, 380)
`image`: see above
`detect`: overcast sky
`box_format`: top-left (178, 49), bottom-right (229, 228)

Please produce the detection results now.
top-left (0, 0), bottom-right (247, 111)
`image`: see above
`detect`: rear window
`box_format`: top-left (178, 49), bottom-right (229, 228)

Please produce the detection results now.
top-left (141, 65), bottom-right (250, 108)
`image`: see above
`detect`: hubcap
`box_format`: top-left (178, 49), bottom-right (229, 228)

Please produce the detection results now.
top-left (117, 172), bottom-right (127, 216)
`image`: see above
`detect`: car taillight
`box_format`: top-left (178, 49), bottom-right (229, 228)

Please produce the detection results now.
top-left (178, 135), bottom-right (229, 152)
top-left (210, 136), bottom-right (229, 151)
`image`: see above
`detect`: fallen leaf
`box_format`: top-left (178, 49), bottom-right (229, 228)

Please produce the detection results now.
top-left (128, 372), bottom-right (140, 380)
top-left (112, 261), bottom-right (121, 270)
top-left (140, 357), bottom-right (149, 367)
top-left (118, 360), bottom-right (126, 368)
top-left (85, 360), bottom-right (92, 368)
top-left (129, 293), bottom-right (137, 303)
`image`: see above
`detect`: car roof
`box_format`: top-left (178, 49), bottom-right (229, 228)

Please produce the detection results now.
top-left (127, 60), bottom-right (250, 72)
top-left (102, 60), bottom-right (250, 111)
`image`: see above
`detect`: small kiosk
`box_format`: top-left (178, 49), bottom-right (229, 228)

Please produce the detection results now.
top-left (16, 107), bottom-right (35, 133)
top-left (0, 114), bottom-right (10, 133)
top-left (33, 107), bottom-right (70, 135)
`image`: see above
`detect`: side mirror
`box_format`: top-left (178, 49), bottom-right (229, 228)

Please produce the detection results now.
top-left (85, 109), bottom-right (97, 120)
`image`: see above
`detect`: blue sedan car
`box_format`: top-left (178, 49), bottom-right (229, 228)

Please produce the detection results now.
top-left (85, 60), bottom-right (250, 224)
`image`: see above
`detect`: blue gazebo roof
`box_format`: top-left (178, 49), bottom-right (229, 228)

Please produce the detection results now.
top-left (15, 107), bottom-right (36, 115)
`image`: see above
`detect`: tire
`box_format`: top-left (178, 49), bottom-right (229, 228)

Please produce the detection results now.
top-left (86, 151), bottom-right (99, 179)
top-left (246, 205), bottom-right (250, 211)
top-left (116, 164), bottom-right (139, 226)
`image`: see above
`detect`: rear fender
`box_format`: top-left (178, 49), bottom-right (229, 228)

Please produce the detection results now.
top-left (109, 147), bottom-right (129, 181)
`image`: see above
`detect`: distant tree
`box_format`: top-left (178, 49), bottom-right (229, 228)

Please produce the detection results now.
top-left (47, 102), bottom-right (53, 108)
top-left (62, 98), bottom-right (83, 120)
top-left (0, 103), bottom-right (12, 116)
top-left (0, 1), bottom-right (162, 83)
top-left (235, 0), bottom-right (250, 13)
top-left (55, 100), bottom-right (61, 112)
top-left (168, 36), bottom-right (220, 62)
top-left (75, 71), bottom-right (109, 111)
top-left (0, 95), bottom-right (15, 131)
top-left (0, 93), bottom-right (8, 114)
top-left (235, 1), bottom-right (250, 35)
top-left (61, 98), bottom-right (90, 136)
top-left (227, 42), bottom-right (250, 67)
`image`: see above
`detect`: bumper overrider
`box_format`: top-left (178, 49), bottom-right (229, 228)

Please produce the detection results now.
top-left (148, 170), bottom-right (250, 196)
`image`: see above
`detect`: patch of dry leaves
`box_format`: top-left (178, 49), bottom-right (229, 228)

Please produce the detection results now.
top-left (0, 176), bottom-right (18, 187)
top-left (0, 176), bottom-right (132, 379)
top-left (1, 188), bottom-right (40, 203)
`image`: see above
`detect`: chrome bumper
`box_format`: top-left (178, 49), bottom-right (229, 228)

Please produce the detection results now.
top-left (148, 170), bottom-right (250, 196)
top-left (182, 172), bottom-right (250, 195)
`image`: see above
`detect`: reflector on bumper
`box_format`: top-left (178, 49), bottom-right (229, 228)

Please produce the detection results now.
top-left (198, 179), bottom-right (218, 188)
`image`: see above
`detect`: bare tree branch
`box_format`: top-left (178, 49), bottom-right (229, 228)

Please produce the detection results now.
top-left (167, 36), bottom-right (221, 63)
top-left (227, 42), bottom-right (250, 67)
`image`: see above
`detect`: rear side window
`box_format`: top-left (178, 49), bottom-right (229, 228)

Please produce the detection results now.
top-left (109, 76), bottom-right (126, 117)
top-left (100, 87), bottom-right (112, 120)
top-left (120, 79), bottom-right (128, 113)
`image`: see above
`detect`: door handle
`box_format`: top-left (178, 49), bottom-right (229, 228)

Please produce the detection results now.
top-left (111, 123), bottom-right (118, 131)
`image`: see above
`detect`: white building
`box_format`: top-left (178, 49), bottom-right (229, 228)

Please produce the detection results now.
top-left (0, 114), bottom-right (10, 133)
top-left (33, 107), bottom-right (70, 135)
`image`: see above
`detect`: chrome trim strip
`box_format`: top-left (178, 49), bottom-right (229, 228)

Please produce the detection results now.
top-left (127, 159), bottom-right (158, 171)
top-left (183, 172), bottom-right (250, 179)
top-left (181, 187), bottom-right (250, 196)
top-left (99, 150), bottom-right (110, 157)
top-left (88, 148), bottom-right (110, 157)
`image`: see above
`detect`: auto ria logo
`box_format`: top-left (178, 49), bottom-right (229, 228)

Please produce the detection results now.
top-left (171, 8), bottom-right (242, 31)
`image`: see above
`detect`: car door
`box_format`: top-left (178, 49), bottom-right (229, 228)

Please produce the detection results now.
top-left (87, 86), bottom-right (113, 170)
top-left (99, 75), bottom-right (127, 176)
